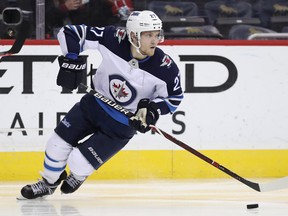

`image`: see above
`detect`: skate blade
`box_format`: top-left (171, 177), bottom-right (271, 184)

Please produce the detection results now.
top-left (16, 194), bottom-right (28, 200)
top-left (16, 194), bottom-right (47, 200)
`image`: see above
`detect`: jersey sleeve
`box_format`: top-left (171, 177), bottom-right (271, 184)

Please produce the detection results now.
top-left (152, 60), bottom-right (184, 115)
top-left (155, 78), bottom-right (183, 115)
top-left (57, 24), bottom-right (115, 56)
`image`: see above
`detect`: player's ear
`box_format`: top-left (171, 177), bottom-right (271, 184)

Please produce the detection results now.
top-left (131, 32), bottom-right (137, 41)
top-left (130, 32), bottom-right (139, 47)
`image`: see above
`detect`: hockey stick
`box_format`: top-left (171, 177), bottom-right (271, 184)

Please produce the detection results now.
top-left (79, 83), bottom-right (288, 192)
top-left (149, 125), bottom-right (288, 192)
top-left (0, 19), bottom-right (30, 61)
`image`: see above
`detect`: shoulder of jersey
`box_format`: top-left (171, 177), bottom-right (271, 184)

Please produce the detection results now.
top-left (154, 48), bottom-right (178, 72)
top-left (103, 26), bottom-right (128, 44)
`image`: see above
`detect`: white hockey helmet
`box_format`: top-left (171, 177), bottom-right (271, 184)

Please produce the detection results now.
top-left (126, 10), bottom-right (164, 48)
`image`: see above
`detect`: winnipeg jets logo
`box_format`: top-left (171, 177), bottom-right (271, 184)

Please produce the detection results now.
top-left (160, 55), bottom-right (172, 67)
top-left (115, 29), bottom-right (126, 43)
top-left (130, 11), bottom-right (140, 16)
top-left (109, 75), bottom-right (136, 106)
top-left (112, 81), bottom-right (128, 99)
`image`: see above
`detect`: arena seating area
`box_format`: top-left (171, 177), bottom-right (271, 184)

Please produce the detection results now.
top-left (134, 0), bottom-right (288, 40)
top-left (1, 0), bottom-right (288, 40)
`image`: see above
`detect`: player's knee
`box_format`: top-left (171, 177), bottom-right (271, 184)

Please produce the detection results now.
top-left (67, 148), bottom-right (94, 177)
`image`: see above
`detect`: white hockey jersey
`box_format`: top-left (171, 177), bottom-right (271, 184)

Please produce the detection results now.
top-left (57, 25), bottom-right (183, 125)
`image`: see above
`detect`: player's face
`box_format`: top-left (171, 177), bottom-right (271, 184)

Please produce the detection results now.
top-left (139, 31), bottom-right (161, 56)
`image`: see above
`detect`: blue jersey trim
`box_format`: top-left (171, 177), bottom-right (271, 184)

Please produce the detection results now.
top-left (65, 52), bottom-right (78, 59)
top-left (95, 97), bottom-right (130, 126)
top-left (129, 51), bottom-right (151, 63)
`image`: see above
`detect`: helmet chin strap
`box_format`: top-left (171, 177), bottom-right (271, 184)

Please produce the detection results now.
top-left (131, 39), bottom-right (147, 57)
top-left (137, 47), bottom-right (147, 56)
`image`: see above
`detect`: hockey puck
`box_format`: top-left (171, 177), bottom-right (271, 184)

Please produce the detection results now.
top-left (247, 204), bottom-right (259, 209)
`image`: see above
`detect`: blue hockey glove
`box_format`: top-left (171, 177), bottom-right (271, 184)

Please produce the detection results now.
top-left (57, 55), bottom-right (86, 90)
top-left (129, 99), bottom-right (159, 133)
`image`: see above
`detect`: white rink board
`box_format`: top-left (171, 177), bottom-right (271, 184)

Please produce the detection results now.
top-left (0, 45), bottom-right (288, 151)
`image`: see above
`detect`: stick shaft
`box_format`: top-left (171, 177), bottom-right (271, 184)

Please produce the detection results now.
top-left (150, 125), bottom-right (260, 192)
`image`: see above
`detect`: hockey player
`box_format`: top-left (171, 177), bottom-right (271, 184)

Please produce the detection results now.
top-left (20, 10), bottom-right (183, 199)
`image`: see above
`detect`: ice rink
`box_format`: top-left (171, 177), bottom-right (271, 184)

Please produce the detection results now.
top-left (0, 178), bottom-right (287, 216)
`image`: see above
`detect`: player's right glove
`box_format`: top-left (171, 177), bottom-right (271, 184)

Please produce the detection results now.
top-left (129, 99), bottom-right (159, 133)
top-left (57, 55), bottom-right (86, 90)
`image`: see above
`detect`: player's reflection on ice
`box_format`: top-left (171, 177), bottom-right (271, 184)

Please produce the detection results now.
top-left (18, 199), bottom-right (82, 216)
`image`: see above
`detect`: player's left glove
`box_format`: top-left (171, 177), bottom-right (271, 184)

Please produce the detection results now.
top-left (57, 55), bottom-right (86, 90)
top-left (129, 99), bottom-right (159, 133)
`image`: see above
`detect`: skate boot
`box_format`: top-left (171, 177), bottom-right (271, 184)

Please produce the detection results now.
top-left (60, 172), bottom-right (86, 194)
top-left (20, 170), bottom-right (67, 199)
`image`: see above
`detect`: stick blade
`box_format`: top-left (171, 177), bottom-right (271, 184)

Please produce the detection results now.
top-left (259, 176), bottom-right (288, 192)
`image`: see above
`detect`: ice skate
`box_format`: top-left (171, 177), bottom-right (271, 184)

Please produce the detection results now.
top-left (60, 172), bottom-right (86, 194)
top-left (19, 170), bottom-right (67, 200)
